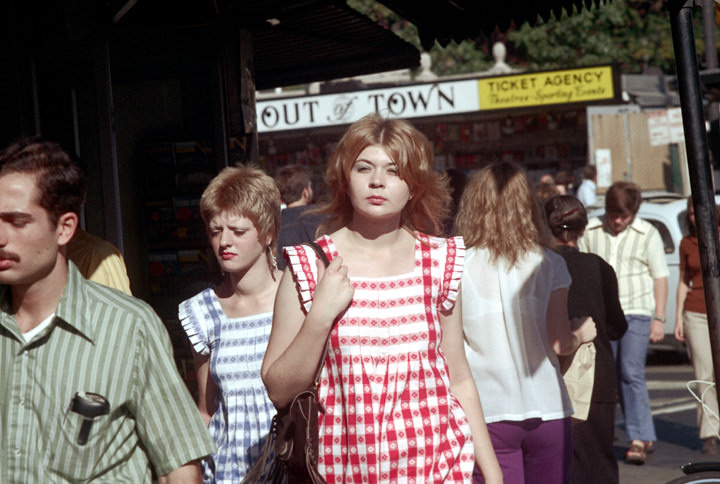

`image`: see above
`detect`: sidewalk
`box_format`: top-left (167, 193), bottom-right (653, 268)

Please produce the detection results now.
top-left (616, 356), bottom-right (716, 483)
top-left (616, 418), bottom-right (704, 483)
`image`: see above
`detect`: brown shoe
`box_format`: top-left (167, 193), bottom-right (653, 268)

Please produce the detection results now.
top-left (702, 437), bottom-right (718, 455)
top-left (626, 441), bottom-right (647, 465)
top-left (644, 441), bottom-right (655, 454)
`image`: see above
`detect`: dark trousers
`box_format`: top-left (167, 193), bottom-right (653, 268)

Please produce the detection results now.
top-left (570, 402), bottom-right (619, 484)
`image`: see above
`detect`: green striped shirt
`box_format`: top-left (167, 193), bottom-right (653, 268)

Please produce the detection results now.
top-left (0, 262), bottom-right (215, 483)
top-left (578, 216), bottom-right (669, 316)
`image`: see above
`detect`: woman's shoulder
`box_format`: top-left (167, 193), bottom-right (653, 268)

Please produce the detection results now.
top-left (680, 234), bottom-right (697, 248)
top-left (179, 287), bottom-right (217, 311)
top-left (554, 246), bottom-right (604, 268)
top-left (284, 234), bottom-right (333, 261)
top-left (416, 232), bottom-right (464, 250)
top-left (540, 247), bottom-right (566, 264)
top-left (539, 248), bottom-right (572, 279)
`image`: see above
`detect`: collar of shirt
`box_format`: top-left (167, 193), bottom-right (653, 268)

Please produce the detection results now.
top-left (586, 215), bottom-right (651, 236)
top-left (0, 261), bottom-right (97, 344)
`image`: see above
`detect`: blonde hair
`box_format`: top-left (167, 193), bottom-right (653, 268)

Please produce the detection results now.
top-left (456, 161), bottom-right (553, 266)
top-left (317, 114), bottom-right (450, 236)
top-left (200, 165), bottom-right (282, 265)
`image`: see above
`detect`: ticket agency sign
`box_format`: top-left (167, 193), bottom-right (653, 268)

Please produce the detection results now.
top-left (257, 65), bottom-right (618, 133)
top-left (477, 65), bottom-right (617, 110)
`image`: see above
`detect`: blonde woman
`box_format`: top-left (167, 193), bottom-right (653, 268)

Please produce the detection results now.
top-left (456, 162), bottom-right (596, 484)
top-left (262, 114), bottom-right (502, 483)
top-left (179, 165), bottom-right (282, 483)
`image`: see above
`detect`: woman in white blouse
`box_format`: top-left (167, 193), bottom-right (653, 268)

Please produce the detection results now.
top-left (455, 161), bottom-right (596, 484)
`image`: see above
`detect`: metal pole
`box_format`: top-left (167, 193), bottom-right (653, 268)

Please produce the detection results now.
top-left (667, 0), bottom-right (720, 411)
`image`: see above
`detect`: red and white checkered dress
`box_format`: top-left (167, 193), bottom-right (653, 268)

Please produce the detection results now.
top-left (283, 233), bottom-right (474, 483)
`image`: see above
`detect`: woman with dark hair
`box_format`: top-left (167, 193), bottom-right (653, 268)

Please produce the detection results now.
top-left (456, 162), bottom-right (596, 484)
top-left (674, 197), bottom-right (720, 454)
top-left (545, 195), bottom-right (627, 484)
top-left (179, 165), bottom-right (283, 483)
top-left (262, 114), bottom-right (502, 483)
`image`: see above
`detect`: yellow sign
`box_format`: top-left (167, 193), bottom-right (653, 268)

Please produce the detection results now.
top-left (477, 66), bottom-right (616, 110)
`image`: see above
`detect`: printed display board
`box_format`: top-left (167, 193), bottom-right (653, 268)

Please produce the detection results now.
top-left (257, 65), bottom-right (618, 133)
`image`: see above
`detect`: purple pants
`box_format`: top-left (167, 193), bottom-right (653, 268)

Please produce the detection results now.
top-left (473, 418), bottom-right (572, 484)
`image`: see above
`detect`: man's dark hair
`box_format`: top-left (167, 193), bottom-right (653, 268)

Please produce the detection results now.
top-left (605, 181), bottom-right (641, 216)
top-left (0, 136), bottom-right (87, 225)
top-left (274, 164), bottom-right (312, 205)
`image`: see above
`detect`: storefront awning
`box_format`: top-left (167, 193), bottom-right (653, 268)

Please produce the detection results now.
top-left (107, 0), bottom-right (421, 90)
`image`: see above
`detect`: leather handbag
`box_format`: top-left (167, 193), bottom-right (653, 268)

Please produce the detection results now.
top-left (242, 241), bottom-right (330, 484)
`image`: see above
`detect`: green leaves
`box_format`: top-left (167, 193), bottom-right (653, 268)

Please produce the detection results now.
top-left (507, 0), bottom-right (698, 74)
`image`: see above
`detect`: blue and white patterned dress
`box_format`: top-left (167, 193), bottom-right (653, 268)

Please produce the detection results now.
top-left (179, 288), bottom-right (276, 484)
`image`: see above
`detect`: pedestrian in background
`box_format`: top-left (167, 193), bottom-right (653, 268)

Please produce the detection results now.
top-left (274, 163), bottom-right (324, 270)
top-left (535, 180), bottom-right (561, 205)
top-left (443, 167), bottom-right (468, 236)
top-left (555, 169), bottom-right (575, 196)
top-left (456, 161), bottom-right (596, 484)
top-left (67, 227), bottom-right (132, 295)
top-left (578, 181), bottom-right (669, 465)
top-left (262, 114), bottom-right (502, 483)
top-left (575, 165), bottom-right (597, 208)
top-left (674, 197), bottom-right (720, 455)
top-left (179, 165), bottom-right (282, 483)
top-left (545, 195), bottom-right (627, 484)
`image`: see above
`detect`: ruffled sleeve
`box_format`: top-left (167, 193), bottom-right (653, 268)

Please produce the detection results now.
top-left (439, 235), bottom-right (465, 311)
top-left (178, 288), bottom-right (220, 356)
top-left (283, 244), bottom-right (321, 314)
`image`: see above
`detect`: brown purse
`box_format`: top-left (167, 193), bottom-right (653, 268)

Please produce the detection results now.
top-left (242, 241), bottom-right (330, 484)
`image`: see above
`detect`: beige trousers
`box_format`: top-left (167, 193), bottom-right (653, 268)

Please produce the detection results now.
top-left (684, 310), bottom-right (720, 439)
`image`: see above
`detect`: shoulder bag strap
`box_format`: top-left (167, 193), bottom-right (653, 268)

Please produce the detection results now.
top-left (304, 241), bottom-right (331, 385)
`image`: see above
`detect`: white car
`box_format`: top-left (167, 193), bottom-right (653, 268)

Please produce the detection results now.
top-left (586, 191), bottom-right (709, 350)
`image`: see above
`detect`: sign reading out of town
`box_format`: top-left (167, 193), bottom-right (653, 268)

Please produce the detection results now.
top-left (257, 65), bottom-right (618, 133)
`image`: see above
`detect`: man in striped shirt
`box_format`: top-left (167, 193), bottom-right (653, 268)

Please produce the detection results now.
top-left (578, 181), bottom-right (668, 465)
top-left (0, 138), bottom-right (215, 483)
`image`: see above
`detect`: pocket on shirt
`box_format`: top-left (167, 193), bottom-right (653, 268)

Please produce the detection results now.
top-left (45, 405), bottom-right (111, 481)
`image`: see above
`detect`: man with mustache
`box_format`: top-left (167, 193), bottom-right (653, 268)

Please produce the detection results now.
top-left (0, 137), bottom-right (215, 483)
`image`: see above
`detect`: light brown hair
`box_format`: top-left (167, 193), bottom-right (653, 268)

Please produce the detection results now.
top-left (605, 181), bottom-right (642, 216)
top-left (275, 164), bottom-right (312, 204)
top-left (200, 165), bottom-right (282, 261)
top-left (317, 114), bottom-right (449, 236)
top-left (456, 161), bottom-right (553, 266)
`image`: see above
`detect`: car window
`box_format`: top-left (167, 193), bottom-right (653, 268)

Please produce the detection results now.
top-left (643, 218), bottom-right (674, 254)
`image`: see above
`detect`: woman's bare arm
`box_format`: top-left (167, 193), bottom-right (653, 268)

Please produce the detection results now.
top-left (262, 258), bottom-right (354, 407)
top-left (440, 292), bottom-right (503, 484)
top-left (546, 288), bottom-right (596, 356)
top-left (192, 352), bottom-right (217, 426)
